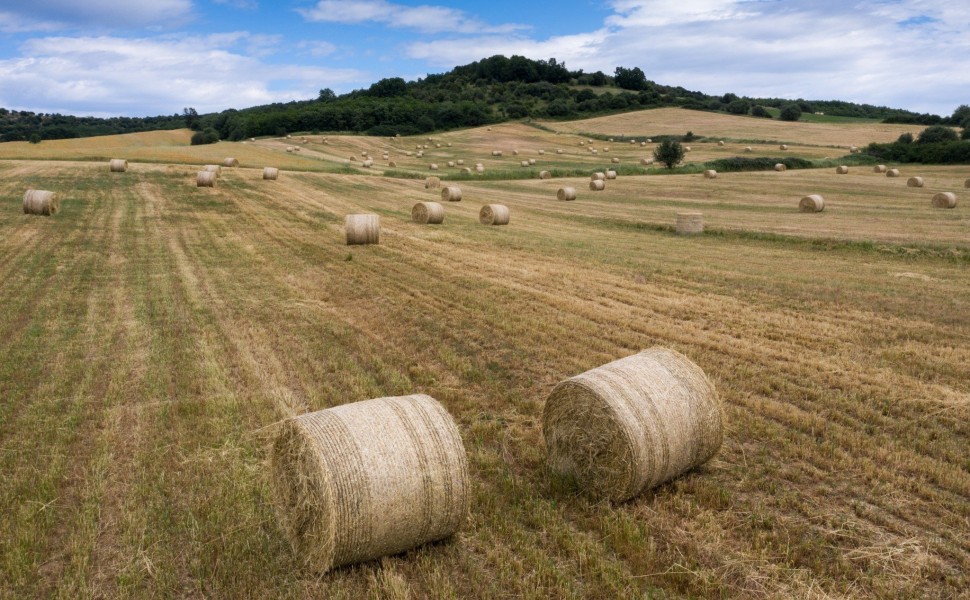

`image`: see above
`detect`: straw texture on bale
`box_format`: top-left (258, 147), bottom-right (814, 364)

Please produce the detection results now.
top-left (675, 212), bottom-right (704, 235)
top-left (447, 161), bottom-right (455, 168)
top-left (874, 165), bottom-right (887, 173)
top-left (605, 171), bottom-right (617, 180)
top-left (591, 172), bottom-right (605, 181)
top-left (799, 194), bottom-right (825, 213)
top-left (886, 169), bottom-right (900, 178)
top-left (109, 159), bottom-right (128, 172)
top-left (774, 163), bottom-right (786, 172)
top-left (204, 164), bottom-right (221, 176)
top-left (932, 192), bottom-right (957, 209)
top-left (539, 170), bottom-right (552, 180)
top-left (223, 157), bottom-right (239, 167)
top-left (589, 180), bottom-right (605, 191)
top-left (557, 187), bottom-right (576, 201)
top-left (197, 171), bottom-right (217, 187)
top-left (270, 394), bottom-right (469, 573)
top-left (412, 201), bottom-right (445, 224)
top-left (424, 176), bottom-right (441, 189)
top-left (262, 167), bottom-right (279, 180)
top-left (703, 169), bottom-right (717, 179)
top-left (456, 160), bottom-right (464, 166)
top-left (907, 177), bottom-right (924, 188)
top-left (538, 150), bottom-right (545, 155)
top-left (479, 204), bottom-right (510, 225)
top-left (440, 186), bottom-right (462, 202)
top-left (542, 347), bottom-right (722, 502)
top-left (22, 189), bottom-right (59, 216)
top-left (836, 165), bottom-right (849, 174)
top-left (345, 214), bottom-right (380, 245)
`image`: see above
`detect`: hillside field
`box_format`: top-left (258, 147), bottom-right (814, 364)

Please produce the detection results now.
top-left (1, 110), bottom-right (969, 599)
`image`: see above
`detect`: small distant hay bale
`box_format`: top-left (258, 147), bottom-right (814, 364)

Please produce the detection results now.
top-left (363, 160), bottom-right (374, 168)
top-left (294, 147), bottom-right (301, 152)
top-left (907, 177), bottom-right (924, 188)
top-left (416, 152), bottom-right (424, 158)
top-left (587, 139), bottom-right (593, 143)
top-left (412, 201), bottom-right (445, 224)
top-left (557, 187), bottom-right (576, 201)
top-left (611, 157), bottom-right (620, 164)
top-left (684, 146), bottom-right (691, 152)
top-left (435, 144), bottom-right (441, 148)
top-left (475, 164), bottom-right (485, 173)
top-left (388, 161), bottom-right (397, 168)
top-left (542, 347), bottom-right (722, 502)
top-left (675, 212), bottom-right (704, 234)
top-left (447, 161), bottom-right (455, 167)
top-left (527, 159), bottom-right (535, 165)
top-left (780, 144), bottom-right (788, 151)
top-left (744, 147), bottom-right (753, 153)
top-left (874, 165), bottom-right (887, 173)
top-left (513, 150), bottom-right (519, 156)
top-left (223, 157), bottom-right (239, 167)
top-left (850, 146), bottom-right (859, 153)
top-left (429, 164), bottom-right (439, 171)
top-left (491, 150), bottom-right (503, 156)
top-left (932, 192), bottom-right (957, 209)
top-left (456, 160), bottom-right (464, 166)
top-left (345, 214), bottom-right (380, 245)
top-left (425, 177), bottom-right (441, 189)
top-left (196, 171), bottom-right (217, 187)
top-left (349, 155), bottom-right (357, 161)
top-left (487, 126), bottom-right (492, 131)
top-left (109, 158), bottom-right (128, 172)
top-left (640, 141), bottom-right (647, 147)
top-left (22, 189), bottom-right (59, 215)
top-left (717, 140), bottom-right (725, 146)
top-left (250, 137), bottom-right (256, 142)
top-left (204, 164), bottom-right (221, 176)
top-left (406, 151), bottom-right (413, 157)
top-left (538, 150), bottom-right (545, 155)
top-left (479, 204), bottom-right (510, 225)
top-left (646, 138), bottom-right (652, 143)
top-left (630, 139), bottom-right (636, 144)
top-left (608, 138), bottom-right (614, 142)
top-left (799, 194), bottom-right (825, 213)
top-left (591, 172), bottom-right (605, 181)
top-left (886, 169), bottom-right (901, 178)
top-left (703, 169), bottom-right (717, 179)
top-left (263, 167), bottom-right (279, 180)
top-left (270, 394), bottom-right (468, 573)
top-left (286, 134), bottom-right (291, 139)
top-left (440, 186), bottom-right (462, 202)
top-left (589, 180), bottom-right (605, 191)
top-left (774, 163), bottom-right (786, 172)
top-left (603, 147), bottom-right (610, 153)
top-left (579, 141), bottom-right (585, 146)
top-left (591, 149), bottom-right (598, 155)
top-left (605, 170), bottom-right (617, 180)
top-left (382, 154), bottom-right (389, 160)
top-left (539, 170), bottom-right (552, 179)
top-left (520, 160), bottom-right (530, 167)
top-left (556, 149), bottom-right (563, 154)
top-left (423, 144), bottom-right (429, 149)
top-left (447, 142), bottom-right (452, 147)
top-left (836, 165), bottom-right (849, 174)
top-left (640, 158), bottom-right (654, 166)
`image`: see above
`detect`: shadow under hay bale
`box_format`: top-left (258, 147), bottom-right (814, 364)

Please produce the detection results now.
top-left (23, 189), bottom-right (59, 215)
top-left (345, 214), bottom-right (380, 245)
top-left (543, 347), bottom-right (723, 502)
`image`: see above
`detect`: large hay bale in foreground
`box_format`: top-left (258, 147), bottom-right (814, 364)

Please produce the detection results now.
top-left (440, 186), bottom-right (462, 202)
top-left (836, 165), bottom-right (849, 174)
top-left (543, 347), bottom-right (722, 502)
top-left (886, 168), bottom-right (900, 178)
top-left (197, 171), bottom-right (217, 187)
top-left (223, 157), bottom-right (239, 168)
top-left (675, 212), bottom-right (704, 234)
top-left (345, 214), bottom-right (380, 245)
top-left (774, 163), bottom-right (786, 172)
top-left (263, 167), bottom-right (279, 180)
top-left (412, 201), bottom-right (445, 224)
top-left (479, 204), bottom-right (510, 225)
top-left (907, 176), bottom-right (924, 188)
top-left (22, 189), bottom-right (59, 215)
top-left (874, 165), bottom-right (887, 173)
top-left (109, 159), bottom-right (128, 172)
top-left (703, 169), bottom-right (717, 179)
top-left (932, 192), bottom-right (957, 209)
top-left (589, 180), bottom-right (605, 191)
top-left (799, 194), bottom-right (825, 212)
top-left (270, 394), bottom-right (469, 573)
top-left (557, 187), bottom-right (576, 201)
top-left (424, 176), bottom-right (441, 189)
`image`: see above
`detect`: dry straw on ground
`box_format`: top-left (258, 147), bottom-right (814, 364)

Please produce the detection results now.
top-left (542, 347), bottom-right (723, 502)
top-left (223, 157), bottom-right (239, 167)
top-left (676, 212), bottom-right (704, 235)
top-left (345, 214), bottom-right (380, 245)
top-left (109, 159), bottom-right (128, 172)
top-left (479, 204), bottom-right (510, 225)
top-left (424, 177), bottom-right (441, 190)
top-left (799, 194), bottom-right (825, 213)
top-left (22, 189), bottom-right (59, 215)
top-left (836, 166), bottom-right (849, 174)
top-left (887, 169), bottom-right (901, 178)
top-left (932, 192), bottom-right (957, 208)
top-left (557, 187), bottom-right (576, 201)
top-left (412, 201), bottom-right (445, 224)
top-left (197, 171), bottom-right (217, 187)
top-left (440, 186), bottom-right (462, 202)
top-left (270, 394), bottom-right (469, 574)
top-left (907, 177), bottom-right (924, 188)
top-left (262, 167), bottom-right (279, 180)
top-left (589, 180), bottom-right (605, 191)
top-left (703, 170), bottom-right (717, 179)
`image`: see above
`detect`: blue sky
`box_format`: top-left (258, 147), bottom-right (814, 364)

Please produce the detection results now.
top-left (0, 1), bottom-right (967, 118)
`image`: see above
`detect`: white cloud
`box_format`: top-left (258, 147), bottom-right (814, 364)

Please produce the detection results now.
top-left (299, 0), bottom-right (528, 34)
top-left (0, 0), bottom-right (194, 30)
top-left (298, 40), bottom-right (339, 57)
top-left (0, 34), bottom-right (368, 116)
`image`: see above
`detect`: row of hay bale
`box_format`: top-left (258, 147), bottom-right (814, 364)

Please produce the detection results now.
top-left (833, 166), bottom-right (960, 208)
top-left (271, 346), bottom-right (722, 574)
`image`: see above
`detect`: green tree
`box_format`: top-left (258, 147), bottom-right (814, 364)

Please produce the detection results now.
top-left (779, 104), bottom-right (802, 121)
top-left (897, 132), bottom-right (914, 144)
top-left (726, 99), bottom-right (750, 115)
top-left (917, 125), bottom-right (958, 144)
top-left (318, 88), bottom-right (336, 102)
top-left (182, 107), bottom-right (200, 130)
top-left (614, 66), bottom-right (647, 91)
top-left (653, 139), bottom-right (685, 169)
top-left (28, 133), bottom-right (41, 144)
top-left (751, 105), bottom-right (772, 118)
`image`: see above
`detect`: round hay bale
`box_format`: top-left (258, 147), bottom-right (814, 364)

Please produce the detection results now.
top-left (774, 163), bottom-right (786, 172)
top-left (836, 165), bottom-right (849, 174)
top-left (412, 201), bottom-right (445, 224)
top-left (590, 149), bottom-right (598, 155)
top-left (345, 214), bottom-right (380, 245)
top-left (932, 192), bottom-right (957, 209)
top-left (447, 142), bottom-right (452, 147)
top-left (640, 141), bottom-right (647, 147)
top-left (349, 156), bottom-right (357, 161)
top-left (204, 164), bottom-right (221, 176)
top-left (684, 146), bottom-right (691, 152)
top-left (603, 147), bottom-right (610, 153)
top-left (557, 187), bottom-right (576, 201)
top-left (223, 157), bottom-right (239, 168)
top-left (362, 160), bottom-right (374, 168)
top-left (703, 169), bottom-right (717, 179)
top-left (388, 161), bottom-right (397, 168)
top-left (799, 194), bottom-right (825, 213)
top-left (779, 144), bottom-right (788, 151)
top-left (447, 161), bottom-right (455, 168)
top-left (22, 189), bottom-right (59, 215)
top-left (416, 152), bottom-right (424, 158)
top-left (424, 176), bottom-right (441, 189)
top-left (491, 150), bottom-right (502, 157)
top-left (591, 172), bottom-right (605, 181)
top-left (646, 138), bottom-right (652, 143)
top-left (263, 167), bottom-right (279, 180)
top-left (270, 394), bottom-right (468, 573)
top-left (587, 139), bottom-right (593, 144)
top-left (479, 204), bottom-right (509, 225)
top-left (874, 165), bottom-right (887, 173)
top-left (487, 127), bottom-right (492, 131)
top-left (579, 141), bottom-right (585, 146)
top-left (675, 212), bottom-right (704, 234)
top-left (611, 157), bottom-right (620, 164)
top-left (440, 186), bottom-right (462, 202)
top-left (886, 169), bottom-right (900, 178)
top-left (630, 139), bottom-right (636, 144)
top-left (406, 151), bottom-right (413, 157)
top-left (556, 149), bottom-right (563, 154)
top-left (528, 159), bottom-right (536, 165)
top-left (512, 150), bottom-right (519, 156)
top-left (538, 150), bottom-right (545, 155)
top-left (907, 176), bottom-right (924, 188)
top-left (539, 170), bottom-right (552, 180)
top-left (589, 180), bottom-right (605, 191)
top-left (717, 140), bottom-right (725, 146)
top-left (475, 165), bottom-right (485, 173)
top-left (294, 147), bottom-right (301, 152)
top-left (435, 144), bottom-right (441, 148)
top-left (542, 347), bottom-right (722, 502)
top-left (429, 164), bottom-right (438, 171)
top-left (850, 146), bottom-right (859, 153)
top-left (608, 138), bottom-right (614, 142)
top-left (196, 171), bottom-right (217, 187)
top-left (456, 160), bottom-right (464, 166)
top-left (109, 158), bottom-right (128, 172)
top-left (744, 147), bottom-right (753, 153)
top-left (640, 158), bottom-right (654, 166)
top-left (605, 170), bottom-right (617, 180)
top-left (520, 160), bottom-right (530, 167)
top-left (423, 145), bottom-right (429, 149)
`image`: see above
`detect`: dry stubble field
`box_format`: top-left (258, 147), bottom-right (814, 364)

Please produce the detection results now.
top-left (0, 114), bottom-right (969, 599)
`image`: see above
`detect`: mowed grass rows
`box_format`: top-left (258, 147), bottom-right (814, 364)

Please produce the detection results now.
top-left (0, 158), bottom-right (968, 598)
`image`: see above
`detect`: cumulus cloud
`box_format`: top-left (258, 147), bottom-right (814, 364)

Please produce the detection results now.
top-left (0, 0), bottom-right (194, 30)
top-left (0, 34), bottom-right (367, 116)
top-left (299, 0), bottom-right (528, 34)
